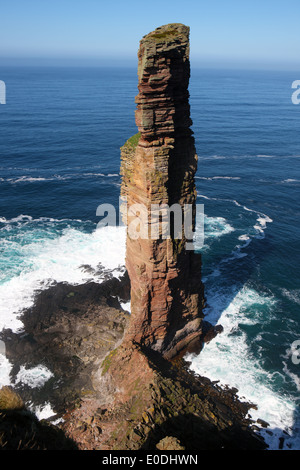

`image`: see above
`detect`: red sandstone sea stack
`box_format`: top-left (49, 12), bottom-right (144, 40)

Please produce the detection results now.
top-left (59, 25), bottom-right (266, 451)
top-left (121, 23), bottom-right (205, 359)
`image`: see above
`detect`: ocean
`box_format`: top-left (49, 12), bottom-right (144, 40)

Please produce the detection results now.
top-left (0, 66), bottom-right (299, 449)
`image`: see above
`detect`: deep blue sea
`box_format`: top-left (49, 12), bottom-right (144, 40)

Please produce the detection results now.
top-left (0, 66), bottom-right (299, 449)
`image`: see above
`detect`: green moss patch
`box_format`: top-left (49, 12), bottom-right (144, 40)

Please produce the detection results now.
top-left (151, 29), bottom-right (177, 41)
top-left (101, 348), bottom-right (118, 375)
top-left (123, 132), bottom-right (141, 151)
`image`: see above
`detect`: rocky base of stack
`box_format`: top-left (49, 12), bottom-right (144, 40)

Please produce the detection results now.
top-left (61, 343), bottom-right (267, 451)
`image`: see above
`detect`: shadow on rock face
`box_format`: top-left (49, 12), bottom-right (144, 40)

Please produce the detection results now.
top-left (0, 386), bottom-right (78, 450)
top-left (141, 412), bottom-right (266, 451)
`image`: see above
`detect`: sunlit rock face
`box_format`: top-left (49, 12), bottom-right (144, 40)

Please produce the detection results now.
top-left (120, 23), bottom-right (204, 359)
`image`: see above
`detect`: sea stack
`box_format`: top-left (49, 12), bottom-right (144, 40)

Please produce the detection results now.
top-left (121, 23), bottom-right (205, 359)
top-left (59, 25), bottom-right (266, 451)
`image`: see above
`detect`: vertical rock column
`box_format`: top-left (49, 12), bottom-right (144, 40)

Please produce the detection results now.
top-left (120, 23), bottom-right (204, 359)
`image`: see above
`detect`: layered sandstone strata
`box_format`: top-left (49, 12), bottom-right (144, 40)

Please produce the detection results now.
top-left (120, 23), bottom-right (205, 359)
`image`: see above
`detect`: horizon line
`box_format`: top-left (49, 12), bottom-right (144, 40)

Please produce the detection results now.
top-left (0, 60), bottom-right (300, 74)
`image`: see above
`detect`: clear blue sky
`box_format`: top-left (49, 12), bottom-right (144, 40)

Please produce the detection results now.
top-left (1, 0), bottom-right (300, 70)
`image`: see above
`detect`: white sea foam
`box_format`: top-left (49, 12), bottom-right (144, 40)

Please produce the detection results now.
top-left (0, 214), bottom-right (35, 224)
top-left (197, 194), bottom-right (273, 244)
top-left (195, 176), bottom-right (240, 180)
top-left (198, 155), bottom-right (227, 160)
top-left (8, 175), bottom-right (66, 184)
top-left (0, 197), bottom-right (284, 437)
top-left (29, 402), bottom-right (58, 421)
top-left (15, 365), bottom-right (54, 389)
top-left (0, 224), bottom-right (126, 333)
top-left (231, 201), bottom-right (273, 240)
top-left (0, 354), bottom-right (13, 387)
top-left (187, 284), bottom-right (299, 450)
top-left (281, 288), bottom-right (300, 305)
top-left (0, 222), bottom-right (126, 408)
top-left (82, 173), bottom-right (105, 177)
top-left (196, 194), bottom-right (272, 279)
top-left (6, 172), bottom-right (120, 184)
top-left (0, 214), bottom-right (83, 225)
top-left (13, 177), bottom-right (50, 183)
top-left (194, 214), bottom-right (235, 253)
top-left (281, 179), bottom-right (300, 183)
top-left (238, 234), bottom-right (250, 241)
top-left (217, 235), bottom-right (252, 265)
top-left (282, 362), bottom-right (300, 393)
top-left (82, 173), bottom-right (119, 178)
top-left (192, 197), bottom-right (297, 448)
top-left (120, 300), bottom-right (131, 312)
top-left (204, 215), bottom-right (235, 239)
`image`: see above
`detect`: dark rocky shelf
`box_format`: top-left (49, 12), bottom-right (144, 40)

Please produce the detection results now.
top-left (0, 273), bottom-right (266, 450)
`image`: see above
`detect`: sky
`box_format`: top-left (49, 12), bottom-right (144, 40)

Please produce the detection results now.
top-left (1, 0), bottom-right (300, 70)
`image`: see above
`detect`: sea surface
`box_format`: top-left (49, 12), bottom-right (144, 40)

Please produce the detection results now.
top-left (0, 66), bottom-right (299, 448)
